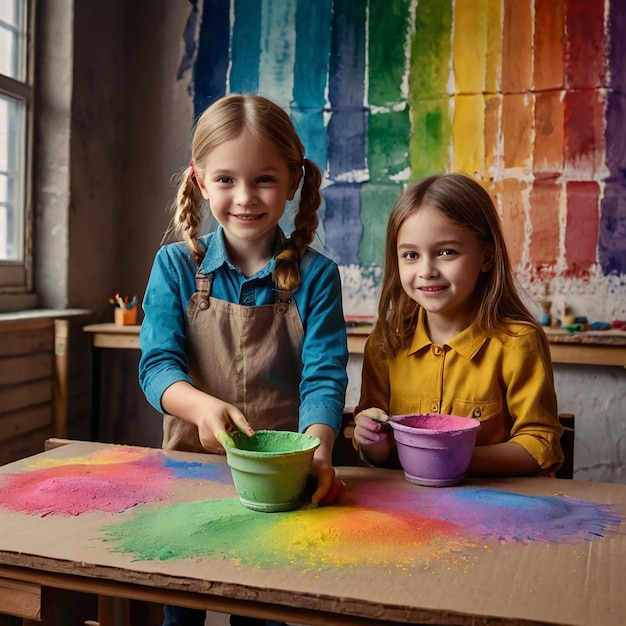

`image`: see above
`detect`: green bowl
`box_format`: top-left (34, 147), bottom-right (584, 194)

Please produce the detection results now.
top-left (222, 430), bottom-right (320, 512)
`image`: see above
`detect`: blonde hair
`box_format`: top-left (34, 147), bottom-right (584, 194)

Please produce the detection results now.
top-left (374, 172), bottom-right (545, 354)
top-left (165, 94), bottom-right (323, 291)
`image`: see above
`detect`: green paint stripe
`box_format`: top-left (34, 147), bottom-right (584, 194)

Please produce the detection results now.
top-left (410, 0), bottom-right (453, 97)
top-left (409, 98), bottom-right (452, 180)
top-left (408, 1), bottom-right (452, 179)
top-left (358, 183), bottom-right (404, 268)
top-left (368, 0), bottom-right (413, 106)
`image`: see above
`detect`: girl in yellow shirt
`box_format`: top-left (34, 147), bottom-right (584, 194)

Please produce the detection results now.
top-left (353, 173), bottom-right (564, 476)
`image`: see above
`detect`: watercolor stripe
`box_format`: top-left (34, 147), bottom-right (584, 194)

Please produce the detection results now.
top-left (533, 0), bottom-right (564, 90)
top-left (291, 0), bottom-right (332, 172)
top-left (359, 183), bottom-right (403, 268)
top-left (367, 0), bottom-right (411, 182)
top-left (529, 179), bottom-right (561, 270)
top-left (564, 0), bottom-right (606, 89)
top-left (324, 0), bottom-right (367, 263)
top-left (598, 179), bottom-right (626, 276)
top-left (564, 90), bottom-right (605, 178)
top-left (293, 0), bottom-right (331, 109)
top-left (565, 181), bottom-right (600, 277)
top-left (453, 0), bottom-right (487, 94)
top-left (323, 183), bottom-right (363, 266)
top-left (502, 94), bottom-right (533, 170)
top-left (501, 0), bottom-right (532, 93)
top-left (409, 1), bottom-right (452, 178)
top-left (258, 0), bottom-right (296, 103)
top-left (485, 0), bottom-right (501, 93)
top-left (498, 179), bottom-right (528, 270)
top-left (533, 91), bottom-right (565, 174)
top-left (193, 0), bottom-right (231, 116)
top-left (229, 0), bottom-right (261, 94)
top-left (453, 94), bottom-right (485, 174)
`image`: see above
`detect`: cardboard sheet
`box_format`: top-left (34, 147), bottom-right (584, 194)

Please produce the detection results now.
top-left (0, 441), bottom-right (624, 625)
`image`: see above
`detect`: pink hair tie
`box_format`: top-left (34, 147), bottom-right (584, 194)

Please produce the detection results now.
top-left (189, 160), bottom-right (196, 178)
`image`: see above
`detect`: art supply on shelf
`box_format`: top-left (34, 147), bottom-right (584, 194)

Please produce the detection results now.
top-left (110, 293), bottom-right (138, 326)
top-left (538, 300), bottom-right (552, 326)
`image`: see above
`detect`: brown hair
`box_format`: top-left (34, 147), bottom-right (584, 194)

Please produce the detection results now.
top-left (374, 172), bottom-right (545, 354)
top-left (164, 94), bottom-right (323, 291)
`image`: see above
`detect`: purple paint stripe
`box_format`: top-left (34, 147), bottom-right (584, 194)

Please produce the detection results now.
top-left (608, 0), bottom-right (626, 91)
top-left (327, 1), bottom-right (367, 178)
top-left (599, 179), bottom-right (626, 277)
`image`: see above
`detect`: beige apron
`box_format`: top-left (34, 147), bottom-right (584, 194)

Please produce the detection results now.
top-left (162, 272), bottom-right (304, 452)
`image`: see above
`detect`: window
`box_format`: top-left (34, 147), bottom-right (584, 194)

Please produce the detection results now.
top-left (0, 0), bottom-right (32, 295)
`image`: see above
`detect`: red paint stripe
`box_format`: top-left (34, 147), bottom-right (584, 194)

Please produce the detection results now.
top-left (564, 90), bottom-right (606, 177)
top-left (564, 181), bottom-right (599, 277)
top-left (565, 0), bottom-right (607, 89)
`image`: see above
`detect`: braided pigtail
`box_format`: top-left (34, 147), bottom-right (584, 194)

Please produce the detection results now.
top-left (274, 158), bottom-right (323, 291)
top-left (162, 164), bottom-right (205, 269)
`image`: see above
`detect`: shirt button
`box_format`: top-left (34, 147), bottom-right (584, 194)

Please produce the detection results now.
top-left (472, 407), bottom-right (482, 418)
top-left (430, 403), bottom-right (439, 412)
top-left (432, 345), bottom-right (443, 356)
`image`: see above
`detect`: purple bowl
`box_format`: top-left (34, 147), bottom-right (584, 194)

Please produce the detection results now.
top-left (390, 413), bottom-right (481, 487)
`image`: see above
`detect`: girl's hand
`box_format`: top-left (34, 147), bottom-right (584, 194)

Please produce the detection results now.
top-left (309, 457), bottom-right (338, 505)
top-left (353, 408), bottom-right (395, 465)
top-left (195, 398), bottom-right (255, 454)
top-left (353, 407), bottom-right (391, 447)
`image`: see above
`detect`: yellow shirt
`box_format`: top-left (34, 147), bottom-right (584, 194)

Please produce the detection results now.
top-left (356, 310), bottom-right (564, 472)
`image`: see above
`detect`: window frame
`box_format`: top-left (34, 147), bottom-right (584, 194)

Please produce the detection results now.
top-left (0, 0), bottom-right (35, 307)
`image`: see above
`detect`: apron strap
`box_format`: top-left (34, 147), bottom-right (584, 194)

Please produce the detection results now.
top-left (194, 272), bottom-right (213, 309)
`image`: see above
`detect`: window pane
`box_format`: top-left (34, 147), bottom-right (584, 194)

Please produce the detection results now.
top-left (0, 0), bottom-right (26, 80)
top-left (0, 94), bottom-right (25, 262)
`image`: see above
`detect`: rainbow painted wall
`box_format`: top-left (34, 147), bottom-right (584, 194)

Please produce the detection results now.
top-left (183, 0), bottom-right (626, 319)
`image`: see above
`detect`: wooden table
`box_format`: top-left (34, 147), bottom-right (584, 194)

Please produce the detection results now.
top-left (1, 440), bottom-right (625, 625)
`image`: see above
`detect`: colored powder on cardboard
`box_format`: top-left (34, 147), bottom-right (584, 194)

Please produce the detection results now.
top-left (0, 448), bottom-right (232, 516)
top-left (103, 497), bottom-right (470, 572)
top-left (102, 480), bottom-right (622, 573)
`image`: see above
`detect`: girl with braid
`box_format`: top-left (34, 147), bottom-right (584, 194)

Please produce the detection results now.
top-left (139, 95), bottom-right (348, 626)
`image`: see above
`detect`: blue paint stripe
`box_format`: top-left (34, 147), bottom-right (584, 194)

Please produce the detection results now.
top-left (291, 109), bottom-right (328, 175)
top-left (323, 184), bottom-right (363, 265)
top-left (327, 0), bottom-right (367, 177)
top-left (293, 0), bottom-right (332, 109)
top-left (328, 0), bottom-right (367, 108)
top-left (230, 0), bottom-right (261, 94)
top-left (193, 0), bottom-right (231, 117)
top-left (258, 0), bottom-right (296, 103)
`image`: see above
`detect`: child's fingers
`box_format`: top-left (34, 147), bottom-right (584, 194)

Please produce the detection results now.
top-left (226, 409), bottom-right (255, 437)
top-left (353, 421), bottom-right (389, 446)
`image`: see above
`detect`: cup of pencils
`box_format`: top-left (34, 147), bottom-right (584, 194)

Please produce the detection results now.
top-left (110, 293), bottom-right (139, 326)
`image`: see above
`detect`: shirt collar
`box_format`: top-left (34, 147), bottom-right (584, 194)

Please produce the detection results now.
top-left (408, 307), bottom-right (488, 361)
top-left (198, 225), bottom-right (285, 279)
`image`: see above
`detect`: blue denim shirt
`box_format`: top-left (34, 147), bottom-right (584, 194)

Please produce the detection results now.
top-left (139, 226), bottom-right (349, 434)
